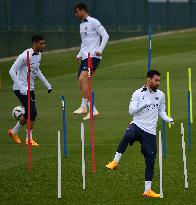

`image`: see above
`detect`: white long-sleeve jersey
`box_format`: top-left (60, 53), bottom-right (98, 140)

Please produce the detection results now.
top-left (77, 16), bottom-right (109, 60)
top-left (9, 48), bottom-right (51, 94)
top-left (129, 86), bottom-right (172, 135)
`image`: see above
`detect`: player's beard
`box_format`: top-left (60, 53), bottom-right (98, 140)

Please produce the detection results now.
top-left (39, 48), bottom-right (45, 53)
top-left (150, 85), bottom-right (159, 92)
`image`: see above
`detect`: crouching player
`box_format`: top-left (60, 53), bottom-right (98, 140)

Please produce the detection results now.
top-left (106, 70), bottom-right (174, 198)
top-left (8, 35), bottom-right (52, 146)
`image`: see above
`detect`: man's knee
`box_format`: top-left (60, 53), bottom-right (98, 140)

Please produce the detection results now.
top-left (79, 74), bottom-right (88, 87)
top-left (123, 129), bottom-right (135, 145)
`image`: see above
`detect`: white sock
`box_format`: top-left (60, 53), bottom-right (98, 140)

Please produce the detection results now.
top-left (88, 101), bottom-right (97, 113)
top-left (81, 98), bottom-right (88, 108)
top-left (26, 129), bottom-right (33, 140)
top-left (113, 152), bottom-right (122, 163)
top-left (145, 181), bottom-right (152, 192)
top-left (13, 121), bottom-right (23, 134)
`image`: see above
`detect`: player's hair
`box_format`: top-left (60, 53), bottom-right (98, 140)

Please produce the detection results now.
top-left (74, 3), bottom-right (88, 12)
top-left (32, 35), bottom-right (44, 44)
top-left (147, 70), bottom-right (161, 78)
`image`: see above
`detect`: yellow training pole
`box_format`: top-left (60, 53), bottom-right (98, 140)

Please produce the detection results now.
top-left (188, 68), bottom-right (193, 124)
top-left (167, 71), bottom-right (171, 128)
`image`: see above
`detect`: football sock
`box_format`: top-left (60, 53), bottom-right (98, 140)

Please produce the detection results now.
top-left (26, 129), bottom-right (33, 140)
top-left (145, 181), bottom-right (152, 192)
top-left (81, 98), bottom-right (88, 108)
top-left (113, 152), bottom-right (122, 163)
top-left (13, 121), bottom-right (23, 134)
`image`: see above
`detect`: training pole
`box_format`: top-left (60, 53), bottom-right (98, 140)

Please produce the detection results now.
top-left (187, 91), bottom-right (192, 150)
top-left (147, 26), bottom-right (152, 72)
top-left (162, 120), bottom-right (166, 158)
top-left (159, 131), bottom-right (163, 198)
top-left (188, 68), bottom-right (193, 124)
top-left (167, 71), bottom-right (171, 128)
top-left (88, 53), bottom-right (96, 174)
top-left (188, 68), bottom-right (192, 150)
top-left (58, 130), bottom-right (62, 198)
top-left (81, 123), bottom-right (86, 190)
top-left (181, 123), bottom-right (188, 189)
top-left (62, 96), bottom-right (67, 157)
top-left (27, 50), bottom-right (32, 172)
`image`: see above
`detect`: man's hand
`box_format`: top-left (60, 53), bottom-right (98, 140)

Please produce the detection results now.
top-left (48, 88), bottom-right (52, 94)
top-left (96, 51), bottom-right (102, 57)
top-left (75, 57), bottom-right (81, 64)
top-left (169, 117), bottom-right (174, 125)
top-left (20, 87), bottom-right (27, 95)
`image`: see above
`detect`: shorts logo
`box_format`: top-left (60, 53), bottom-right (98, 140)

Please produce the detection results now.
top-left (85, 27), bottom-right (88, 30)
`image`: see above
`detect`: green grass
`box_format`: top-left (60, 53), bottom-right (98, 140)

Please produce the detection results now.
top-left (0, 30), bottom-right (196, 204)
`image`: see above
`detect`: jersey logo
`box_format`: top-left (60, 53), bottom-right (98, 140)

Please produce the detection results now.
top-left (155, 97), bottom-right (159, 100)
top-left (141, 87), bottom-right (147, 92)
top-left (85, 27), bottom-right (88, 30)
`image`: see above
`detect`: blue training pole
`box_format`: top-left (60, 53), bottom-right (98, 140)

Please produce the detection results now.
top-left (62, 96), bottom-right (67, 157)
top-left (147, 26), bottom-right (167, 157)
top-left (188, 91), bottom-right (192, 150)
top-left (162, 120), bottom-right (166, 158)
top-left (147, 26), bottom-right (152, 72)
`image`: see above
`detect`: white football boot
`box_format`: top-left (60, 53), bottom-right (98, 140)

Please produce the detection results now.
top-left (83, 110), bottom-right (99, 120)
top-left (73, 106), bottom-right (87, 115)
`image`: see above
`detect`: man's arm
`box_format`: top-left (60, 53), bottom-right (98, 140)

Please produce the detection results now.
top-left (36, 69), bottom-right (52, 92)
top-left (159, 94), bottom-right (174, 124)
top-left (76, 50), bottom-right (82, 64)
top-left (9, 55), bottom-right (27, 95)
top-left (129, 91), bottom-right (151, 115)
top-left (93, 19), bottom-right (109, 54)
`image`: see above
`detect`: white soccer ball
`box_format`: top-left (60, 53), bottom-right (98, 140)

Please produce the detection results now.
top-left (12, 106), bottom-right (25, 120)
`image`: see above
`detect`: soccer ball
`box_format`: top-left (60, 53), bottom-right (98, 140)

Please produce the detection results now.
top-left (12, 106), bottom-right (25, 120)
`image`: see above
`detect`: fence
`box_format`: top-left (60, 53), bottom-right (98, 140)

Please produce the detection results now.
top-left (0, 0), bottom-right (196, 58)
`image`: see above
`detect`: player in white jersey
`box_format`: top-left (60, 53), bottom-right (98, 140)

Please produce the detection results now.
top-left (106, 70), bottom-right (174, 198)
top-left (73, 3), bottom-right (109, 120)
top-left (8, 35), bottom-right (52, 146)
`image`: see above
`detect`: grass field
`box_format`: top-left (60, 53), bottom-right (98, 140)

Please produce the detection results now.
top-left (0, 30), bottom-right (196, 205)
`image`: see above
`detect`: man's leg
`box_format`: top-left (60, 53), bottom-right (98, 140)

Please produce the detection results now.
top-left (8, 91), bottom-right (27, 144)
top-left (106, 124), bottom-right (137, 169)
top-left (143, 152), bottom-right (156, 191)
top-left (83, 58), bottom-right (100, 120)
top-left (139, 130), bottom-right (160, 198)
top-left (80, 71), bottom-right (89, 100)
top-left (73, 61), bottom-right (88, 114)
top-left (12, 115), bottom-right (26, 134)
top-left (143, 152), bottom-right (160, 198)
top-left (25, 92), bottom-right (39, 146)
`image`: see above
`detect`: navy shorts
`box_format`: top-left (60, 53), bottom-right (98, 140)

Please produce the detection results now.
top-left (14, 90), bottom-right (37, 121)
top-left (124, 123), bottom-right (157, 155)
top-left (77, 57), bottom-right (100, 78)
